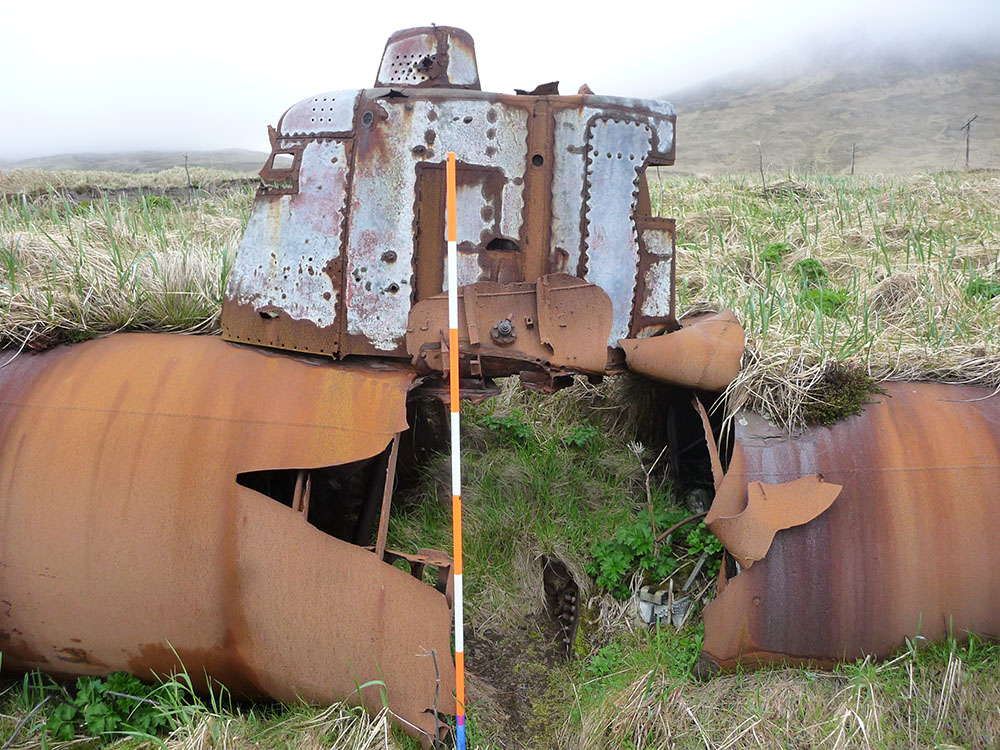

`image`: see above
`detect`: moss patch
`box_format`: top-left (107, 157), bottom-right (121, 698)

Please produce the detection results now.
top-left (802, 364), bottom-right (880, 426)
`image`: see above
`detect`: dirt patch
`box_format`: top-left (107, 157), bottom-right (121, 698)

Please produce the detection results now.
top-left (465, 560), bottom-right (580, 748)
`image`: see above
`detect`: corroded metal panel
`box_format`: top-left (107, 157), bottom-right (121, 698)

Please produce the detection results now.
top-left (220, 26), bottom-right (681, 371)
top-left (549, 106), bottom-right (591, 277)
top-left (278, 90), bottom-right (359, 137)
top-left (549, 99), bottom-right (675, 343)
top-left (377, 33), bottom-right (437, 86)
top-left (445, 33), bottom-right (479, 88)
top-left (634, 217), bottom-right (676, 332)
top-left (406, 274), bottom-right (613, 378)
top-left (583, 117), bottom-right (652, 345)
top-left (223, 139), bottom-right (349, 353)
top-left (376, 26), bottom-right (480, 90)
top-left (344, 91), bottom-right (529, 353)
top-left (587, 95), bottom-right (675, 158)
top-left (0, 335), bottom-right (454, 743)
top-left (701, 382), bottom-right (1000, 669)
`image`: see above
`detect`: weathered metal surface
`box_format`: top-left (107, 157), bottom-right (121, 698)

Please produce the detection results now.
top-left (707, 474), bottom-right (842, 569)
top-left (406, 273), bottom-right (614, 377)
top-left (549, 101), bottom-right (675, 341)
top-left (221, 26), bottom-right (680, 372)
top-left (345, 91), bottom-right (531, 354)
top-left (583, 118), bottom-right (653, 345)
top-left (376, 26), bottom-right (480, 90)
top-left (632, 217), bottom-right (677, 336)
top-left (702, 382), bottom-right (1000, 669)
top-left (279, 90), bottom-right (359, 137)
top-left (619, 311), bottom-right (745, 390)
top-left (0, 334), bottom-right (454, 743)
top-left (224, 138), bottom-right (349, 353)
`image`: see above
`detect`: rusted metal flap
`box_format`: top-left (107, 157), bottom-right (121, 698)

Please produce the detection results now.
top-left (692, 395), bottom-right (725, 490)
top-left (705, 441), bottom-right (747, 519)
top-left (695, 391), bottom-right (841, 569)
top-left (406, 273), bottom-right (613, 376)
top-left (619, 310), bottom-right (744, 391)
top-left (0, 333), bottom-right (414, 472)
top-left (707, 476), bottom-right (841, 569)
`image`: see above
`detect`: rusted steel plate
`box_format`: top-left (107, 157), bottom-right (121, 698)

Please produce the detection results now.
top-left (0, 335), bottom-right (454, 743)
top-left (406, 274), bottom-right (613, 378)
top-left (344, 90), bottom-right (531, 355)
top-left (619, 311), bottom-right (744, 391)
top-left (549, 101), bottom-right (674, 342)
top-left (631, 217), bottom-right (677, 337)
top-left (702, 382), bottom-right (1000, 669)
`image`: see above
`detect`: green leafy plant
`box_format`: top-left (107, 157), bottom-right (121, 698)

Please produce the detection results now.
top-left (44, 671), bottom-right (171, 741)
top-left (798, 286), bottom-right (848, 316)
top-left (142, 195), bottom-right (175, 210)
top-left (759, 241), bottom-right (792, 265)
top-left (588, 509), bottom-right (685, 599)
top-left (685, 522), bottom-right (724, 576)
top-left (564, 424), bottom-right (599, 449)
top-left (587, 642), bottom-right (624, 677)
top-left (481, 409), bottom-right (535, 446)
top-left (793, 258), bottom-right (829, 288)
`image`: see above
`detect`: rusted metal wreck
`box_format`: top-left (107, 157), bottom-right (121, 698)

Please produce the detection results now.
top-left (0, 25), bottom-right (731, 745)
top-left (2, 23), bottom-right (998, 746)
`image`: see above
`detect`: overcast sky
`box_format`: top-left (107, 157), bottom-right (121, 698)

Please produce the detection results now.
top-left (3, 0), bottom-right (998, 161)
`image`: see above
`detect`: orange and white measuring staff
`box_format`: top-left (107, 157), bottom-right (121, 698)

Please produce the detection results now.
top-left (445, 152), bottom-right (467, 750)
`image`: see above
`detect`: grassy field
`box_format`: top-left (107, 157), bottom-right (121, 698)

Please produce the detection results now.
top-left (2, 169), bottom-right (1000, 748)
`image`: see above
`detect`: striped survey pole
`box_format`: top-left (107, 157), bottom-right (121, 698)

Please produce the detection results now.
top-left (445, 151), bottom-right (467, 750)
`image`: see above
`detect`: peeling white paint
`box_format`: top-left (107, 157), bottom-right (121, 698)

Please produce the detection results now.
top-left (227, 140), bottom-right (347, 326)
top-left (584, 118), bottom-right (653, 345)
top-left (345, 92), bottom-right (528, 351)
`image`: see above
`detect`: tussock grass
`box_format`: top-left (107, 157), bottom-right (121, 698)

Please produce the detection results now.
top-left (572, 635), bottom-right (1000, 749)
top-left (0, 187), bottom-right (253, 346)
top-left (0, 168), bottom-right (255, 196)
top-left (653, 170), bottom-right (1000, 428)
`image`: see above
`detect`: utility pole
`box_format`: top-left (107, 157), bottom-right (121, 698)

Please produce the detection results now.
top-left (851, 142), bottom-right (857, 175)
top-left (961, 116), bottom-right (978, 169)
top-left (755, 141), bottom-right (768, 200)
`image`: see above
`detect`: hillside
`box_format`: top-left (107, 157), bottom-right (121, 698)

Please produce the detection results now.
top-left (665, 50), bottom-right (1000, 175)
top-left (0, 148), bottom-right (267, 174)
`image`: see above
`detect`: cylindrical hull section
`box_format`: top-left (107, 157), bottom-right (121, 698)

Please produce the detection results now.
top-left (703, 382), bottom-right (1000, 668)
top-left (0, 334), bottom-right (455, 742)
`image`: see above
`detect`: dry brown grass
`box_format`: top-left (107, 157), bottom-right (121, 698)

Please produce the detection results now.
top-left (0, 167), bottom-right (254, 196)
top-left (573, 644), bottom-right (1000, 749)
top-left (0, 186), bottom-right (253, 347)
